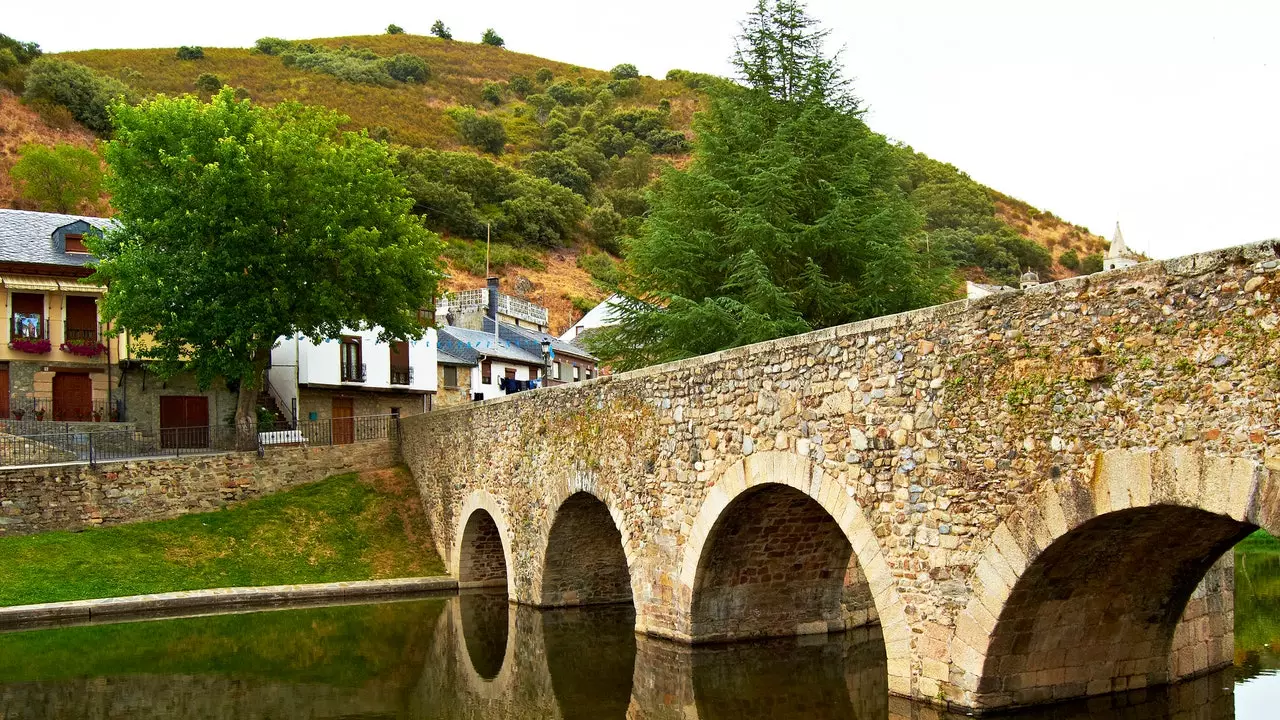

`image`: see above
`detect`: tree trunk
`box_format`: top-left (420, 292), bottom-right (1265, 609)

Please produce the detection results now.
top-left (234, 347), bottom-right (272, 448)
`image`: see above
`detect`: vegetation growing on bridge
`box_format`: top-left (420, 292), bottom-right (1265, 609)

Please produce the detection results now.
top-left (0, 468), bottom-right (443, 607)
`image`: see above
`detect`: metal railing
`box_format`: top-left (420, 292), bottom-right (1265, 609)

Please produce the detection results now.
top-left (341, 362), bottom-right (367, 383)
top-left (63, 327), bottom-right (99, 343)
top-left (4, 398), bottom-right (122, 423)
top-left (0, 414), bottom-right (400, 467)
top-left (390, 368), bottom-right (411, 385)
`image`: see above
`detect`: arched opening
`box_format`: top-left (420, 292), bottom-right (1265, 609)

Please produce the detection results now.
top-left (458, 509), bottom-right (508, 589)
top-left (458, 592), bottom-right (511, 681)
top-left (976, 505), bottom-right (1255, 707)
top-left (690, 483), bottom-right (873, 643)
top-left (540, 492), bottom-right (632, 607)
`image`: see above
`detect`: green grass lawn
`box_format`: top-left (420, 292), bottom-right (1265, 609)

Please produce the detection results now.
top-left (0, 467), bottom-right (444, 607)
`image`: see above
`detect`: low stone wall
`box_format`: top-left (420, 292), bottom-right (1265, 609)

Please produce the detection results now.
top-left (0, 440), bottom-right (398, 537)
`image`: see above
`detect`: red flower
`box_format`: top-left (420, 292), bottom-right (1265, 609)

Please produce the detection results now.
top-left (9, 338), bottom-right (51, 354)
top-left (59, 341), bottom-right (107, 357)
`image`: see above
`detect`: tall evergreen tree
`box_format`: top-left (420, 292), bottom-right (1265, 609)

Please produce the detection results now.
top-left (588, 0), bottom-right (955, 370)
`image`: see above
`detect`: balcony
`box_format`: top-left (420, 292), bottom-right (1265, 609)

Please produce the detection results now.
top-left (61, 326), bottom-right (106, 357)
top-left (390, 368), bottom-right (412, 386)
top-left (9, 315), bottom-right (50, 354)
top-left (341, 362), bottom-right (367, 383)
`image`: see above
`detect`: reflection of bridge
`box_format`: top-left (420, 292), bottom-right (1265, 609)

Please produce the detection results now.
top-left (404, 240), bottom-right (1280, 712)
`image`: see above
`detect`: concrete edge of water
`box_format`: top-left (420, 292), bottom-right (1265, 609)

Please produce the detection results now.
top-left (0, 576), bottom-right (458, 630)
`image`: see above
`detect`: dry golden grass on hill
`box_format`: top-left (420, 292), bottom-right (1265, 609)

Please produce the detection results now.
top-left (62, 35), bottom-right (701, 150)
top-left (0, 90), bottom-right (106, 212)
top-left (992, 191), bottom-right (1109, 279)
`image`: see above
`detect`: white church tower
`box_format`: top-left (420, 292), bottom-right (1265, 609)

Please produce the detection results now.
top-left (1104, 222), bottom-right (1140, 271)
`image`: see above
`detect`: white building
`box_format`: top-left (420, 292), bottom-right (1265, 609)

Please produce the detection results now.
top-left (1104, 222), bottom-right (1141, 272)
top-left (560, 294), bottom-right (624, 343)
top-left (268, 327), bottom-right (438, 424)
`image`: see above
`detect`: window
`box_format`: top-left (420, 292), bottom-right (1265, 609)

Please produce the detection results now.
top-left (586, 367), bottom-right (594, 380)
top-left (390, 340), bottom-right (410, 385)
top-left (64, 295), bottom-right (98, 344)
top-left (573, 365), bottom-right (581, 382)
top-left (553, 361), bottom-right (561, 381)
top-left (443, 365), bottom-right (459, 388)
top-left (390, 407), bottom-right (401, 419)
top-left (64, 233), bottom-right (89, 254)
top-left (481, 360), bottom-right (492, 384)
top-left (340, 336), bottom-right (364, 382)
top-left (504, 367), bottom-right (517, 380)
top-left (10, 292), bottom-right (45, 341)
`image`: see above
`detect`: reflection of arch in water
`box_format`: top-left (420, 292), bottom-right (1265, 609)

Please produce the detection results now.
top-left (539, 491), bottom-right (634, 607)
top-left (453, 592), bottom-right (516, 697)
top-left (541, 604), bottom-right (637, 720)
top-left (454, 491), bottom-right (514, 595)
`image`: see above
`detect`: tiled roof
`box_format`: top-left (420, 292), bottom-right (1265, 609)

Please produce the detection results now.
top-left (483, 317), bottom-right (597, 362)
top-left (437, 325), bottom-right (544, 366)
top-left (436, 343), bottom-right (477, 366)
top-left (0, 209), bottom-right (114, 267)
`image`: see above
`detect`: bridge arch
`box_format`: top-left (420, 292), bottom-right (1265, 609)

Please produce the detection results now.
top-left (538, 483), bottom-right (635, 607)
top-left (454, 491), bottom-right (515, 597)
top-left (954, 447), bottom-right (1276, 710)
top-left (677, 451), bottom-right (913, 696)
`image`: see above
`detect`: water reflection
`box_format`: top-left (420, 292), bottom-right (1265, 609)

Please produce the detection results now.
top-left (0, 588), bottom-right (1269, 719)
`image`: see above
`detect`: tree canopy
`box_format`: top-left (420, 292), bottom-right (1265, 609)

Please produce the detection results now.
top-left (8, 143), bottom-right (102, 213)
top-left (587, 0), bottom-right (955, 370)
top-left (91, 88), bottom-right (443, 427)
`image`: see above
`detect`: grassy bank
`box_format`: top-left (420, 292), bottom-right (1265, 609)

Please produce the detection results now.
top-left (1236, 528), bottom-right (1280, 554)
top-left (0, 467), bottom-right (444, 607)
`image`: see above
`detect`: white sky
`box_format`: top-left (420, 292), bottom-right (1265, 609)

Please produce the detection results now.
top-left (7, 0), bottom-right (1278, 259)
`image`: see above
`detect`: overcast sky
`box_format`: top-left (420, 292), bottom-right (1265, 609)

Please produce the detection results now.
top-left (8, 0), bottom-right (1278, 259)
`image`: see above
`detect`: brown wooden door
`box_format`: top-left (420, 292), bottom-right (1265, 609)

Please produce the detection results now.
top-left (0, 365), bottom-right (8, 419)
top-left (52, 372), bottom-right (93, 421)
top-left (64, 296), bottom-right (98, 344)
top-left (159, 395), bottom-right (209, 448)
top-left (332, 397), bottom-right (354, 444)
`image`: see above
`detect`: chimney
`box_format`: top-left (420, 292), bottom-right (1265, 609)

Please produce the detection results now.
top-left (486, 277), bottom-right (499, 327)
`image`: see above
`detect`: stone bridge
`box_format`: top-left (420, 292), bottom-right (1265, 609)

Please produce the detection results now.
top-left (402, 240), bottom-right (1280, 712)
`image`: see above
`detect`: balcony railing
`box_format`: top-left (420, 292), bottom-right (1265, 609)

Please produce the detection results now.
top-left (341, 362), bottom-right (367, 383)
top-left (390, 367), bottom-right (412, 385)
top-left (64, 327), bottom-right (99, 343)
top-left (4, 398), bottom-right (121, 423)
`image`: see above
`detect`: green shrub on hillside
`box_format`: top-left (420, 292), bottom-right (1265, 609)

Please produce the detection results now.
top-left (578, 251), bottom-right (622, 287)
top-left (448, 107), bottom-right (507, 154)
top-left (932, 227), bottom-right (1052, 285)
top-left (481, 29), bottom-right (505, 48)
top-left (586, 205), bottom-right (625, 254)
top-left (524, 150), bottom-right (592, 196)
top-left (665, 68), bottom-right (721, 90)
top-left (386, 24), bottom-right (404, 35)
top-left (499, 176), bottom-right (585, 246)
top-left (9, 142), bottom-right (103, 213)
top-left (608, 77), bottom-right (641, 98)
top-left (176, 46), bottom-right (204, 60)
top-left (430, 20), bottom-right (452, 40)
top-left (253, 37), bottom-right (293, 55)
top-left (1080, 253), bottom-right (1103, 274)
top-left (1059, 249), bottom-right (1080, 271)
top-left (480, 81), bottom-right (503, 105)
top-left (194, 73), bottom-right (222, 92)
top-left (0, 33), bottom-right (42, 65)
top-left (23, 58), bottom-right (131, 134)
top-left (0, 49), bottom-right (16, 74)
top-left (383, 53), bottom-right (429, 83)
top-left (509, 74), bottom-right (533, 97)
top-left (535, 67), bottom-right (553, 85)
top-left (610, 63), bottom-right (639, 80)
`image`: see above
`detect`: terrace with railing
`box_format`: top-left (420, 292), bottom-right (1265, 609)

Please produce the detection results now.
top-left (447, 289), bottom-right (549, 327)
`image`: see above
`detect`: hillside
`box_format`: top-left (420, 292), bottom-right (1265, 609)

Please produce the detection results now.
top-left (1, 32), bottom-right (1107, 334)
top-left (0, 89), bottom-right (103, 214)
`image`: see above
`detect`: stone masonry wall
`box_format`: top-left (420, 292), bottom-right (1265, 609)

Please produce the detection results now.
top-left (401, 241), bottom-right (1280, 710)
top-left (0, 440), bottom-right (398, 536)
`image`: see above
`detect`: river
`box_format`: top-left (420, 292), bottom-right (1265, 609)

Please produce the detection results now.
top-left (0, 546), bottom-right (1275, 719)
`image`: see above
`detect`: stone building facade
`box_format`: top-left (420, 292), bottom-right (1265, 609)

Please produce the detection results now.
top-left (401, 240), bottom-right (1280, 712)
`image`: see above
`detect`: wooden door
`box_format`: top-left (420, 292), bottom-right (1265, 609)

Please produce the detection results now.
top-left (52, 372), bottom-right (93, 421)
top-left (159, 395), bottom-right (209, 448)
top-left (64, 296), bottom-right (98, 344)
top-left (0, 365), bottom-right (8, 419)
top-left (332, 397), bottom-right (354, 444)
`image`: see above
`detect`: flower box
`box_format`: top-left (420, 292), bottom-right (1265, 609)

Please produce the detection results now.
top-left (60, 341), bottom-right (107, 357)
top-left (9, 338), bottom-right (51, 354)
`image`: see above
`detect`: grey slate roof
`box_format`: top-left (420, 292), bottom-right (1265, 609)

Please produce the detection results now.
top-left (483, 317), bottom-right (597, 362)
top-left (0, 209), bottom-right (114, 267)
top-left (436, 342), bottom-right (478, 366)
top-left (437, 325), bottom-right (544, 366)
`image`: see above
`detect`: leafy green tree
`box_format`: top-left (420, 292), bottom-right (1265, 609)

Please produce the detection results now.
top-left (176, 46), bottom-right (204, 60)
top-left (497, 176), bottom-right (584, 246)
top-left (524, 151), bottom-right (592, 196)
top-left (481, 29), bottom-right (505, 48)
top-left (588, 0), bottom-right (954, 369)
top-left (448, 107), bottom-right (507, 154)
top-left (194, 73), bottom-right (222, 92)
top-left (535, 67), bottom-right (553, 85)
top-left (586, 204), bottom-right (625, 253)
top-left (610, 63), bottom-right (639, 80)
top-left (1080, 253), bottom-right (1104, 274)
top-left (253, 37), bottom-right (292, 55)
top-left (480, 81), bottom-right (503, 105)
top-left (22, 58), bottom-right (131, 134)
top-left (8, 143), bottom-right (102, 213)
top-left (0, 33), bottom-right (42, 64)
top-left (0, 49), bottom-right (17, 75)
top-left (93, 89), bottom-right (443, 430)
top-left (386, 24), bottom-right (404, 35)
top-left (1059, 249), bottom-right (1080, 271)
top-left (430, 20), bottom-right (453, 40)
